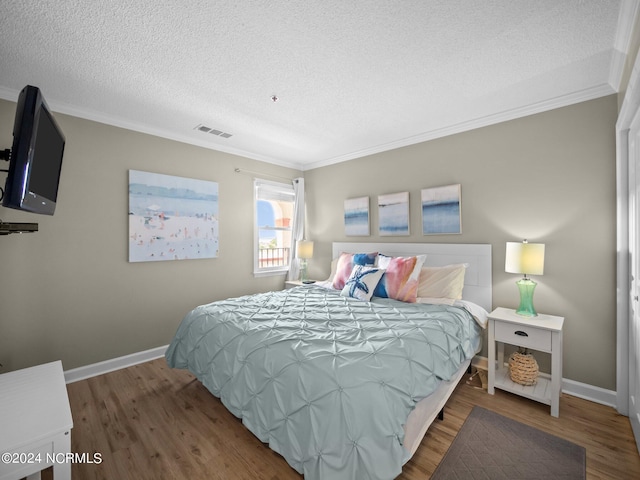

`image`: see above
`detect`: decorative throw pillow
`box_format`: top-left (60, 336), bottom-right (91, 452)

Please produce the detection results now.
top-left (331, 252), bottom-right (378, 290)
top-left (417, 263), bottom-right (468, 300)
top-left (341, 265), bottom-right (385, 301)
top-left (373, 254), bottom-right (426, 303)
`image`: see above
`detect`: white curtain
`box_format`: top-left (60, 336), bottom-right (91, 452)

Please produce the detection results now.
top-left (287, 177), bottom-right (305, 281)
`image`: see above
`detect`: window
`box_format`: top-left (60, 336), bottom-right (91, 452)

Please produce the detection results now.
top-left (254, 179), bottom-right (295, 275)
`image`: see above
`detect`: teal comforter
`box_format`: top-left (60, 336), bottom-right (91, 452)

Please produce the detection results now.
top-left (166, 286), bottom-right (481, 480)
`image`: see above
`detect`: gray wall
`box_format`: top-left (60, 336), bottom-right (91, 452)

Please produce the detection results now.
top-left (304, 95), bottom-right (618, 391)
top-left (0, 99), bottom-right (301, 372)
top-left (0, 94), bottom-right (619, 391)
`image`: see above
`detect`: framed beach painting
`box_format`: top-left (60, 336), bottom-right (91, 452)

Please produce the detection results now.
top-left (344, 196), bottom-right (370, 236)
top-left (378, 192), bottom-right (410, 236)
top-left (128, 170), bottom-right (219, 262)
top-left (421, 184), bottom-right (461, 235)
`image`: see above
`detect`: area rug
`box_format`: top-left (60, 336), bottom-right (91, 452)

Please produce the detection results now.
top-left (431, 406), bottom-right (586, 480)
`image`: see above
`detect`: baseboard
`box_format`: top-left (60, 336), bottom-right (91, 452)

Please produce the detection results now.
top-left (472, 355), bottom-right (617, 409)
top-left (561, 378), bottom-right (617, 408)
top-left (62, 349), bottom-right (617, 409)
top-left (64, 345), bottom-right (169, 384)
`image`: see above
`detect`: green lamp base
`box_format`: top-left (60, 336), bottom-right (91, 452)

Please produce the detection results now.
top-left (300, 259), bottom-right (308, 282)
top-left (515, 278), bottom-right (538, 317)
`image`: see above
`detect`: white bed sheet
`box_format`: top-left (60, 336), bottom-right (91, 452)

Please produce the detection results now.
top-left (402, 359), bottom-right (471, 458)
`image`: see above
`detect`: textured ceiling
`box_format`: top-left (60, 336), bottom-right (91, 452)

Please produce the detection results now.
top-left (0, 1), bottom-right (634, 170)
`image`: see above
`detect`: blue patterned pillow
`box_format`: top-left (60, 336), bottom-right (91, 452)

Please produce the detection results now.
top-left (331, 252), bottom-right (378, 289)
top-left (340, 265), bottom-right (385, 301)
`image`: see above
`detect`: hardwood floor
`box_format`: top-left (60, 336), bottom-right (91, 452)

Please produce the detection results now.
top-left (56, 358), bottom-right (640, 479)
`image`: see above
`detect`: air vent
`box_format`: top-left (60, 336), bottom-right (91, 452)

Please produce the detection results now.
top-left (194, 124), bottom-right (233, 139)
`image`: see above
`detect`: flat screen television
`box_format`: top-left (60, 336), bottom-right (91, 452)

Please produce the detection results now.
top-left (2, 85), bottom-right (65, 215)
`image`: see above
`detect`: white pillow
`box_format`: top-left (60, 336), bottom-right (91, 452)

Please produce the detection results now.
top-left (341, 265), bottom-right (385, 301)
top-left (417, 263), bottom-right (467, 300)
top-left (416, 297), bottom-right (456, 306)
top-left (326, 258), bottom-right (339, 283)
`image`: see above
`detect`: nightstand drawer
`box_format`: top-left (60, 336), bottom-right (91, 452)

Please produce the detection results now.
top-left (494, 321), bottom-right (552, 351)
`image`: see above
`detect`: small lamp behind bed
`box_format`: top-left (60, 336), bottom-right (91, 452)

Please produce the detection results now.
top-left (296, 240), bottom-right (314, 283)
top-left (505, 240), bottom-right (545, 317)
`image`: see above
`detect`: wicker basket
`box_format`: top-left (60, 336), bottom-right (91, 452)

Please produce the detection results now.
top-left (508, 350), bottom-right (539, 386)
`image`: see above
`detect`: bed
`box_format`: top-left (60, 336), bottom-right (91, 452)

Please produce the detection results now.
top-left (166, 242), bottom-right (492, 480)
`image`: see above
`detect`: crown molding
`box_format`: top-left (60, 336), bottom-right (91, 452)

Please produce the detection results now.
top-left (304, 83), bottom-right (615, 171)
top-left (0, 83), bottom-right (617, 173)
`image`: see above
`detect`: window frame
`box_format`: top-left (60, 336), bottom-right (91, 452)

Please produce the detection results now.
top-left (253, 178), bottom-right (295, 277)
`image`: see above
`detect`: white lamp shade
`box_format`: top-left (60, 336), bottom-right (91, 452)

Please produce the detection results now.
top-left (505, 241), bottom-right (545, 275)
top-left (296, 240), bottom-right (314, 259)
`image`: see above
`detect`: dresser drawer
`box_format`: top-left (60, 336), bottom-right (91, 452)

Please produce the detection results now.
top-left (494, 321), bottom-right (552, 352)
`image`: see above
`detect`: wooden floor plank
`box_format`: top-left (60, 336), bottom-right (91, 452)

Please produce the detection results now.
top-left (54, 358), bottom-right (640, 479)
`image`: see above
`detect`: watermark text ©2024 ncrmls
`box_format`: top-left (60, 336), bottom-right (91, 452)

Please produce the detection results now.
top-left (1, 451), bottom-right (102, 465)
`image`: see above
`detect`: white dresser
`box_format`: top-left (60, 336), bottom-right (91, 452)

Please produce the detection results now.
top-left (0, 361), bottom-right (73, 480)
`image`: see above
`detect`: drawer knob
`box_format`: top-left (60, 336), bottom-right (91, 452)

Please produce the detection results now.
top-left (514, 330), bottom-right (529, 337)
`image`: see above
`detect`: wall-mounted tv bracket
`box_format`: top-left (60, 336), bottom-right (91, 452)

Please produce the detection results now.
top-left (0, 147), bottom-right (39, 235)
top-left (0, 220), bottom-right (38, 235)
top-left (0, 148), bottom-right (8, 200)
top-left (0, 148), bottom-right (9, 170)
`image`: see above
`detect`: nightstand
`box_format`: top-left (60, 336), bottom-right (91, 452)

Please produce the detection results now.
top-left (488, 307), bottom-right (564, 417)
top-left (284, 280), bottom-right (318, 289)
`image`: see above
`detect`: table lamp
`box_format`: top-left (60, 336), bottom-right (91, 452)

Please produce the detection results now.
top-left (296, 240), bottom-right (314, 282)
top-left (505, 240), bottom-right (545, 317)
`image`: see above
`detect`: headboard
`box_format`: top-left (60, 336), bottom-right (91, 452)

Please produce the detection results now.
top-left (332, 242), bottom-right (492, 312)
